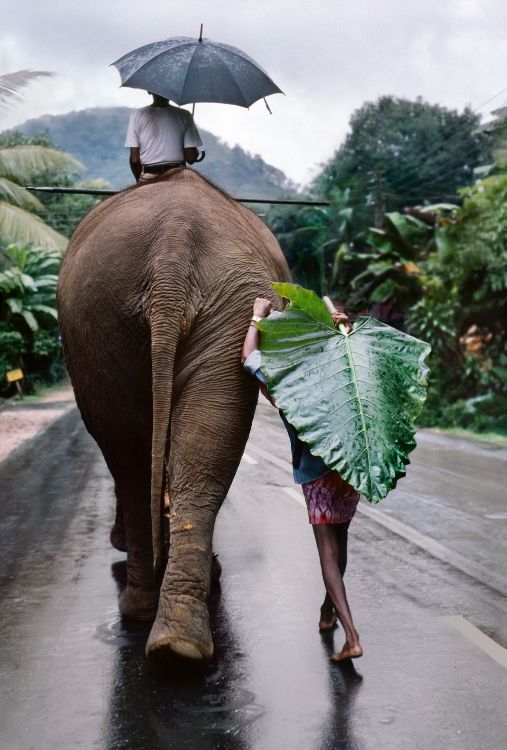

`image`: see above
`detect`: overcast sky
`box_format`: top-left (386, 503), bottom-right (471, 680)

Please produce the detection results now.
top-left (2, 0), bottom-right (507, 185)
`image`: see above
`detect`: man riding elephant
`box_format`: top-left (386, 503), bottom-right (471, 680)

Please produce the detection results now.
top-left (57, 168), bottom-right (289, 663)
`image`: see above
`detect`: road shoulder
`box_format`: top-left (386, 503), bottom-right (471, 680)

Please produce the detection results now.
top-left (0, 385), bottom-right (76, 464)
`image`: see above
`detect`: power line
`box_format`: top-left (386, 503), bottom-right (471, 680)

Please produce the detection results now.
top-left (385, 150), bottom-right (482, 196)
top-left (382, 83), bottom-right (507, 184)
top-left (332, 84), bottom-right (507, 199)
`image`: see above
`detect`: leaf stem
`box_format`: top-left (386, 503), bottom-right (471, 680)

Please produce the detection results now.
top-left (323, 295), bottom-right (349, 336)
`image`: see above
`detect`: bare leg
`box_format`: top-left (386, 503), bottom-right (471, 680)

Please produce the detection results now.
top-left (319, 593), bottom-right (337, 631)
top-left (313, 523), bottom-right (363, 661)
top-left (319, 522), bottom-right (349, 630)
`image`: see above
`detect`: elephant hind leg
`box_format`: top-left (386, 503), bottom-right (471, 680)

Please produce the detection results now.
top-left (115, 464), bottom-right (160, 622)
top-left (147, 511), bottom-right (216, 661)
top-left (146, 367), bottom-right (257, 662)
top-left (110, 489), bottom-right (126, 552)
top-left (99, 431), bottom-right (160, 622)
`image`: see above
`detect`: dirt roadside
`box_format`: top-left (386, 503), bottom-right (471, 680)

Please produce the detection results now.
top-left (0, 385), bottom-right (76, 464)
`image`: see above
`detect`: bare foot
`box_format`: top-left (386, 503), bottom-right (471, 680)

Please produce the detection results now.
top-left (330, 641), bottom-right (363, 662)
top-left (319, 605), bottom-right (338, 631)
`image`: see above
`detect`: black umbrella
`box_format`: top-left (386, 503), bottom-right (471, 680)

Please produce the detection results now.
top-left (111, 29), bottom-right (283, 110)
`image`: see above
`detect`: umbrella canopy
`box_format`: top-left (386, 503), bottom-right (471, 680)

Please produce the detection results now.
top-left (111, 36), bottom-right (283, 108)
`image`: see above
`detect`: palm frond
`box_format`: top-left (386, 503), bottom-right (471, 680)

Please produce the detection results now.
top-left (0, 201), bottom-right (68, 250)
top-left (0, 146), bottom-right (84, 182)
top-left (19, 272), bottom-right (38, 292)
top-left (29, 303), bottom-right (58, 320)
top-left (0, 70), bottom-right (53, 109)
top-left (0, 178), bottom-right (43, 209)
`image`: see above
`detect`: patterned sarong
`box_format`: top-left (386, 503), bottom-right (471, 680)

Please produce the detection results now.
top-left (302, 471), bottom-right (359, 525)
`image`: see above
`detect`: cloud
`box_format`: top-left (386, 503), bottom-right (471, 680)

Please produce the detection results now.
top-left (2, 0), bottom-right (507, 184)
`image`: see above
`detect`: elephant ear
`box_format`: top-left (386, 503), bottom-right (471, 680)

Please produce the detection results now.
top-left (257, 283), bottom-right (431, 503)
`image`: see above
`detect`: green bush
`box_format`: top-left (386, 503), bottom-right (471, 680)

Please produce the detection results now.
top-left (0, 243), bottom-right (64, 397)
top-left (420, 394), bottom-right (507, 434)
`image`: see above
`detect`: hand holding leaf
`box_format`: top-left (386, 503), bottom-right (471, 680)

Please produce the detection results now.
top-left (257, 283), bottom-right (431, 503)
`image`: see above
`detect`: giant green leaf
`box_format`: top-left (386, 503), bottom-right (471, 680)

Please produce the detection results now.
top-left (257, 283), bottom-right (431, 503)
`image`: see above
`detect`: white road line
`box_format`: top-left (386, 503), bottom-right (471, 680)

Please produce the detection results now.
top-left (241, 452), bottom-right (258, 465)
top-left (443, 616), bottom-right (507, 670)
top-left (356, 503), bottom-right (507, 597)
top-left (247, 442), bottom-right (293, 473)
top-left (282, 486), bottom-right (306, 507)
top-left (246, 439), bottom-right (507, 598)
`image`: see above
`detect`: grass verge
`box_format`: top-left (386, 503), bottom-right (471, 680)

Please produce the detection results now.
top-left (6, 378), bottom-right (72, 406)
top-left (428, 426), bottom-right (507, 446)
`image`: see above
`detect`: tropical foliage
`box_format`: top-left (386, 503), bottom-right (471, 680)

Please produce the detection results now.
top-left (266, 97), bottom-right (506, 436)
top-left (0, 242), bottom-right (63, 396)
top-left (0, 70), bottom-right (82, 250)
top-left (314, 96), bottom-right (491, 235)
top-left (257, 283), bottom-right (430, 501)
top-left (0, 129), bottom-right (103, 239)
top-left (267, 187), bottom-right (354, 295)
top-left (0, 70), bottom-right (83, 397)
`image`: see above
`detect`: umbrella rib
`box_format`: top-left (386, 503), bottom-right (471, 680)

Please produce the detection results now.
top-left (213, 45), bottom-right (270, 78)
top-left (116, 38), bottom-right (196, 65)
top-left (178, 44), bottom-right (199, 104)
top-left (181, 48), bottom-right (249, 107)
top-left (213, 46), bottom-right (283, 97)
top-left (120, 40), bottom-right (197, 89)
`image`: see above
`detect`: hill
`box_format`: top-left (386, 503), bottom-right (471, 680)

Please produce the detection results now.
top-left (16, 107), bottom-right (297, 197)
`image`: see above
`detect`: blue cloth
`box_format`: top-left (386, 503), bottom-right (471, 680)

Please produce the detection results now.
top-left (243, 350), bottom-right (330, 484)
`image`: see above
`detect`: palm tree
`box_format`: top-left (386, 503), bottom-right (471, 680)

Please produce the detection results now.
top-left (0, 70), bottom-right (83, 250)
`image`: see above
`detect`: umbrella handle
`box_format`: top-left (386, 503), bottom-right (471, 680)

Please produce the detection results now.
top-left (195, 150), bottom-right (206, 162)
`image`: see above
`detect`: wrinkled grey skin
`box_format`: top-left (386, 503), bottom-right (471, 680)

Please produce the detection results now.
top-left (57, 169), bottom-right (289, 663)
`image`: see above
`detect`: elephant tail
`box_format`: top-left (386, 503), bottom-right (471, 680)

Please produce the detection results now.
top-left (150, 318), bottom-right (178, 571)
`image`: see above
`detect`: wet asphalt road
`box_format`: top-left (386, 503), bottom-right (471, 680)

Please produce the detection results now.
top-left (0, 401), bottom-right (506, 750)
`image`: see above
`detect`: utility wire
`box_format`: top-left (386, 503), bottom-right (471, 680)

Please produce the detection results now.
top-left (382, 83), bottom-right (507, 184)
top-left (385, 147), bottom-right (486, 197)
top-left (340, 84), bottom-right (507, 198)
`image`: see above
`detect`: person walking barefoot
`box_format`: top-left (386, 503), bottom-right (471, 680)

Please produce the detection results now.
top-left (242, 298), bottom-right (363, 663)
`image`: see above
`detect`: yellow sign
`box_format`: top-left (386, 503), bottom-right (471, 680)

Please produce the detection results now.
top-left (6, 368), bottom-right (24, 383)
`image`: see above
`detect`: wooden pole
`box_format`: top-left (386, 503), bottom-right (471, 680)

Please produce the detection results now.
top-left (374, 168), bottom-right (384, 229)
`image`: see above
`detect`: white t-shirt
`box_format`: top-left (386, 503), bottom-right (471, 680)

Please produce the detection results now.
top-left (125, 104), bottom-right (203, 165)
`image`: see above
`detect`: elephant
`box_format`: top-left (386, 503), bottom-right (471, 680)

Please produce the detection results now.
top-left (57, 168), bottom-right (289, 663)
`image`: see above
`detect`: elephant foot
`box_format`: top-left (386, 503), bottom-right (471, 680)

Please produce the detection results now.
top-left (119, 585), bottom-right (159, 621)
top-left (146, 596), bottom-right (213, 662)
top-left (110, 522), bottom-right (127, 553)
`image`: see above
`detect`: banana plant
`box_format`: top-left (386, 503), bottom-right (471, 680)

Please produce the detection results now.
top-left (0, 243), bottom-right (60, 332)
top-left (257, 283), bottom-right (431, 503)
top-left (332, 211), bottom-right (437, 311)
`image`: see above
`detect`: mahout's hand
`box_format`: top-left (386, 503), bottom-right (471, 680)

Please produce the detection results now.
top-left (253, 298), bottom-right (272, 318)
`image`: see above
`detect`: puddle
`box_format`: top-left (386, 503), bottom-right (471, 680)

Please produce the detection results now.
top-left (95, 616), bottom-right (151, 646)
